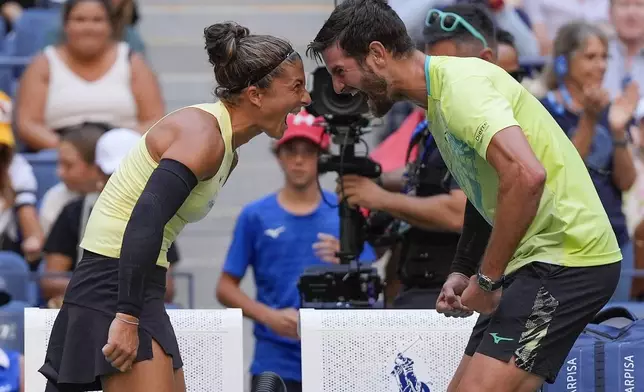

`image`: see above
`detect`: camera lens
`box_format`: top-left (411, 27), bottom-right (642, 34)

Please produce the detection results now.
top-left (308, 66), bottom-right (369, 118)
top-left (320, 83), bottom-right (368, 117)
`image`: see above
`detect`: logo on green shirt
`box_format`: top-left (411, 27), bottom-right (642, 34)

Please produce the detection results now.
top-left (474, 121), bottom-right (489, 142)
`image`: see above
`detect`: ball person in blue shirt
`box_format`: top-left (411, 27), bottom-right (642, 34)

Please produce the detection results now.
top-left (216, 110), bottom-right (376, 392)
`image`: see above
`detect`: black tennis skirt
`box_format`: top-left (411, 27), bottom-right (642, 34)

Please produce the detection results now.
top-left (40, 250), bottom-right (183, 391)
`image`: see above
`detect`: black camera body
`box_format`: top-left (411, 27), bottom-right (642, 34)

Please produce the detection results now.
top-left (306, 67), bottom-right (370, 121)
top-left (297, 66), bottom-right (384, 309)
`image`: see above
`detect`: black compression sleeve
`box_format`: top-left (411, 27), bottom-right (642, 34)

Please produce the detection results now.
top-left (117, 159), bottom-right (198, 318)
top-left (450, 200), bottom-right (492, 277)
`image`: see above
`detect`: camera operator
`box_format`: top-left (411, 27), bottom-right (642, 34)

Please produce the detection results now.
top-left (339, 4), bottom-right (503, 309)
top-left (217, 111), bottom-right (375, 392)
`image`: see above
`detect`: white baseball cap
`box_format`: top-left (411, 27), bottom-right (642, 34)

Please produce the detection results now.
top-left (95, 128), bottom-right (141, 175)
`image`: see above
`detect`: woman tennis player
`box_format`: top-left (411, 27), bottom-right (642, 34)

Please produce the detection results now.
top-left (40, 22), bottom-right (311, 392)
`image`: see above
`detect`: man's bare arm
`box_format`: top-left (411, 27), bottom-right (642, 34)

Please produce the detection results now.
top-left (216, 273), bottom-right (274, 324)
top-left (479, 126), bottom-right (546, 280)
top-left (377, 189), bottom-right (466, 232)
top-left (379, 168), bottom-right (406, 192)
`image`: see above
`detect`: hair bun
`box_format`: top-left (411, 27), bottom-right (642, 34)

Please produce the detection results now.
top-left (204, 22), bottom-right (250, 68)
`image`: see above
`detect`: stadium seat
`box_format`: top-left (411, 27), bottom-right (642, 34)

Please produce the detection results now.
top-left (0, 55), bottom-right (29, 99)
top-left (300, 309), bottom-right (478, 392)
top-left (31, 261), bottom-right (52, 308)
top-left (10, 8), bottom-right (61, 76)
top-left (0, 67), bottom-right (12, 96)
top-left (0, 19), bottom-right (7, 53)
top-left (24, 308), bottom-right (244, 392)
top-left (0, 308), bottom-right (24, 353)
top-left (0, 301), bottom-right (28, 312)
top-left (0, 301), bottom-right (31, 312)
top-left (0, 251), bottom-right (27, 272)
top-left (22, 149), bottom-right (59, 207)
top-left (35, 0), bottom-right (65, 8)
top-left (0, 252), bottom-right (30, 302)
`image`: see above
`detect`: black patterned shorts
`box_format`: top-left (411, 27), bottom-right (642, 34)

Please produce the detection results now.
top-left (464, 261), bottom-right (620, 383)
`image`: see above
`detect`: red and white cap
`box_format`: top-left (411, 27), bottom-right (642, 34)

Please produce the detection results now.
top-left (275, 109), bottom-right (330, 151)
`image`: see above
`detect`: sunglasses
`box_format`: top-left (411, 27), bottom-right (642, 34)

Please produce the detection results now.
top-left (425, 9), bottom-right (488, 48)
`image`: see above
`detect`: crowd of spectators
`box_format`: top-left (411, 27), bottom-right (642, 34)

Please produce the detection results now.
top-left (0, 0), bottom-right (642, 390)
top-left (0, 0), bottom-right (165, 308)
top-left (384, 0), bottom-right (644, 302)
top-left (0, 0), bottom-right (168, 387)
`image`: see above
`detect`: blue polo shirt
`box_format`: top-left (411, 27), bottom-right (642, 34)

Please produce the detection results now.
top-left (540, 92), bottom-right (629, 246)
top-left (0, 348), bottom-right (20, 392)
top-left (223, 190), bottom-right (376, 382)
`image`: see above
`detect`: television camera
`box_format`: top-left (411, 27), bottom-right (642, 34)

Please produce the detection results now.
top-left (296, 67), bottom-right (385, 309)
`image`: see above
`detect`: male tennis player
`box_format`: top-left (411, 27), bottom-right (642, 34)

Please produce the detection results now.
top-left (308, 1), bottom-right (622, 391)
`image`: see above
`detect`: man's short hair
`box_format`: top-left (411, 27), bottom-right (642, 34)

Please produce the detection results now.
top-left (496, 28), bottom-right (516, 48)
top-left (423, 4), bottom-right (497, 50)
top-left (307, 0), bottom-right (415, 63)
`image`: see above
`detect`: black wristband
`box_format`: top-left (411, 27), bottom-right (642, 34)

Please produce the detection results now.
top-left (449, 200), bottom-right (491, 278)
top-left (117, 159), bottom-right (198, 318)
top-left (450, 259), bottom-right (477, 277)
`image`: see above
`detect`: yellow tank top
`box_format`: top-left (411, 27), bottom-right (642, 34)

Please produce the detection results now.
top-left (79, 102), bottom-right (235, 269)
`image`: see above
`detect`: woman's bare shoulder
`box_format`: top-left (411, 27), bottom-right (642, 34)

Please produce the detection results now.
top-left (145, 107), bottom-right (225, 177)
top-left (158, 106), bottom-right (223, 143)
top-left (24, 52), bottom-right (50, 76)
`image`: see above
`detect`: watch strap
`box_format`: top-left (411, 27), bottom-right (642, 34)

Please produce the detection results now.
top-left (477, 270), bottom-right (504, 292)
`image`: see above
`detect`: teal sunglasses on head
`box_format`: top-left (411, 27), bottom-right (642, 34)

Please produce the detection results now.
top-left (425, 9), bottom-right (489, 48)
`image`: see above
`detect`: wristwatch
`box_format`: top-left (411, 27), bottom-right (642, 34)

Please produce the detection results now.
top-left (477, 270), bottom-right (504, 292)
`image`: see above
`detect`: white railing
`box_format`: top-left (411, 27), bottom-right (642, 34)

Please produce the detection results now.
top-left (24, 308), bottom-right (244, 392)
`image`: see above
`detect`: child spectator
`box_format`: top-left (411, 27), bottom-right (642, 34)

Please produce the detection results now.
top-left (217, 111), bottom-right (376, 392)
top-left (38, 124), bottom-right (104, 237)
top-left (41, 128), bottom-right (181, 307)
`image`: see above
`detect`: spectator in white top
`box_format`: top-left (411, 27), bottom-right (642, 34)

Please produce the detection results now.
top-left (45, 0), bottom-right (146, 55)
top-left (16, 0), bottom-right (164, 152)
top-left (603, 0), bottom-right (644, 100)
top-left (39, 124), bottom-right (104, 237)
top-left (524, 0), bottom-right (611, 55)
top-left (41, 128), bottom-right (139, 307)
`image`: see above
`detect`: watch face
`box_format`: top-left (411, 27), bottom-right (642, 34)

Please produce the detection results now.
top-left (477, 273), bottom-right (494, 292)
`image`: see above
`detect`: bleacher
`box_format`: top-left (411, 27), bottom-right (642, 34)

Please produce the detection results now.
top-left (0, 4), bottom-right (199, 358)
top-left (2, 8), bottom-right (642, 391)
top-left (0, 2), bottom-right (61, 352)
top-left (0, 0), bottom-right (176, 353)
